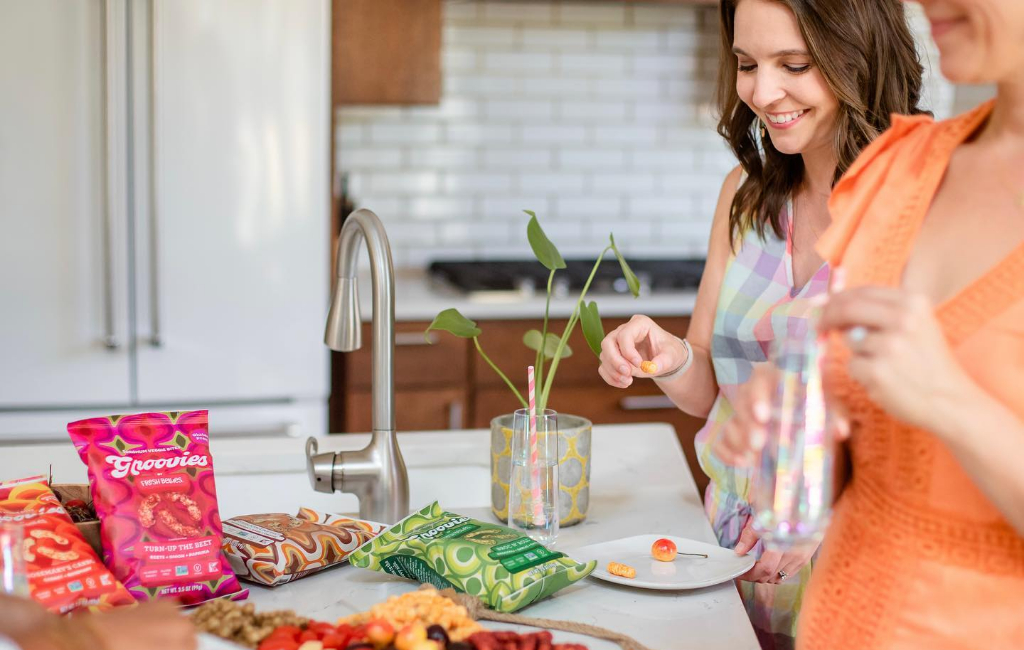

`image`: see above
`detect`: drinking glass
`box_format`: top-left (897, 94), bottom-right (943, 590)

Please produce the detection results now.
top-left (0, 522), bottom-right (29, 597)
top-left (508, 408), bottom-right (559, 547)
top-left (751, 333), bottom-right (835, 548)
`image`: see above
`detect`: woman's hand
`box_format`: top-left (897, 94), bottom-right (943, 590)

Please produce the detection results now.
top-left (712, 363), bottom-right (775, 466)
top-left (818, 287), bottom-right (972, 433)
top-left (81, 600), bottom-right (197, 650)
top-left (598, 315), bottom-right (688, 388)
top-left (734, 519), bottom-right (817, 584)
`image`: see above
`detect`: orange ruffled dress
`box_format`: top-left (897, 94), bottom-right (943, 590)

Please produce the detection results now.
top-left (798, 101), bottom-right (1024, 649)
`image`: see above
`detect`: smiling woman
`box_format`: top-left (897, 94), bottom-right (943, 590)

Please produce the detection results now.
top-left (718, 0), bottom-right (929, 247)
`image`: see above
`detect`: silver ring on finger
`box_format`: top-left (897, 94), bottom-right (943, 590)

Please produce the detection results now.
top-left (845, 326), bottom-right (868, 349)
top-left (777, 569), bottom-right (788, 582)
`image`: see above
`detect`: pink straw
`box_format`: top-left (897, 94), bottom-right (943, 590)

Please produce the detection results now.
top-left (527, 366), bottom-right (544, 525)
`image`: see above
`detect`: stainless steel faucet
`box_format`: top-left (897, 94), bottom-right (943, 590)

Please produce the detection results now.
top-left (305, 209), bottom-right (409, 523)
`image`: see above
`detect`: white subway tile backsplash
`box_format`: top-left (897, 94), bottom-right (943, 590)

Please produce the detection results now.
top-left (445, 123), bottom-right (516, 145)
top-left (407, 147), bottom-right (479, 169)
top-left (518, 77), bottom-right (591, 98)
top-left (337, 123), bottom-right (366, 147)
top-left (368, 123), bottom-right (442, 144)
top-left (444, 25), bottom-right (519, 47)
top-left (444, 1), bottom-right (480, 22)
top-left (519, 173), bottom-right (586, 193)
top-left (593, 77), bottom-right (660, 98)
top-left (557, 2), bottom-right (627, 25)
top-left (632, 6), bottom-right (701, 28)
top-left (627, 196), bottom-right (693, 219)
top-left (589, 173), bottom-right (656, 194)
top-left (441, 221), bottom-right (514, 244)
top-left (557, 149), bottom-right (626, 170)
top-left (592, 30), bottom-right (662, 51)
top-left (367, 172), bottom-right (441, 194)
top-left (480, 1), bottom-right (556, 24)
top-left (443, 172), bottom-right (515, 193)
top-left (483, 51), bottom-right (555, 73)
top-left (521, 124), bottom-right (588, 145)
top-left (559, 100), bottom-right (628, 121)
top-left (338, 147), bottom-right (403, 170)
top-left (442, 48), bottom-right (480, 73)
top-left (407, 197), bottom-right (475, 221)
top-left (483, 148), bottom-right (554, 168)
top-left (633, 54), bottom-right (699, 76)
top-left (334, 0), bottom-right (950, 267)
top-left (484, 99), bottom-right (555, 121)
top-left (555, 196), bottom-right (623, 219)
top-left (559, 53), bottom-right (628, 74)
top-left (445, 74), bottom-right (521, 96)
top-left (482, 196), bottom-right (552, 221)
top-left (522, 28), bottom-right (590, 49)
top-left (593, 125), bottom-right (660, 145)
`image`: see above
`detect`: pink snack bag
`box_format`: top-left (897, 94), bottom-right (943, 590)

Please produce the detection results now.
top-left (67, 410), bottom-right (246, 605)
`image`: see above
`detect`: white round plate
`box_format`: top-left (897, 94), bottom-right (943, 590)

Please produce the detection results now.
top-left (570, 534), bottom-right (754, 590)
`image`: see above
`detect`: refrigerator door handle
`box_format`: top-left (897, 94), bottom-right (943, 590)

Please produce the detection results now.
top-left (146, 0), bottom-right (162, 348)
top-left (101, 0), bottom-right (119, 351)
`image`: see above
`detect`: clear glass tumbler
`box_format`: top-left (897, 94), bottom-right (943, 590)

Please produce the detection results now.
top-left (508, 408), bottom-right (559, 547)
top-left (751, 333), bottom-right (834, 548)
top-left (0, 522), bottom-right (29, 596)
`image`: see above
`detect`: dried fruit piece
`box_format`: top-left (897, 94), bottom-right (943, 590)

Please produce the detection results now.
top-left (607, 561), bottom-right (636, 579)
top-left (639, 360), bottom-right (658, 374)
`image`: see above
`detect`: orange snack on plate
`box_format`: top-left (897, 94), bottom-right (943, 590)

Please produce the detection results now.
top-left (0, 475), bottom-right (135, 613)
top-left (607, 561), bottom-right (636, 579)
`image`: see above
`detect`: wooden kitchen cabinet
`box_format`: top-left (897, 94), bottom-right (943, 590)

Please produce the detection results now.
top-left (332, 0), bottom-right (442, 105)
top-left (333, 315), bottom-right (709, 496)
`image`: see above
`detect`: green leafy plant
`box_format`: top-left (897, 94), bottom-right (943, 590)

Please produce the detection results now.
top-left (424, 210), bottom-right (640, 413)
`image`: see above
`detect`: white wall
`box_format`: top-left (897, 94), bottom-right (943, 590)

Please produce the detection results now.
top-left (336, 1), bottom-right (954, 270)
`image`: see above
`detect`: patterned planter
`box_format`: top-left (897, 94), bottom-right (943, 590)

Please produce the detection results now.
top-left (490, 413), bottom-right (592, 527)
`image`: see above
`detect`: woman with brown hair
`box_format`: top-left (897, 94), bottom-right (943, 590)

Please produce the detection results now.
top-left (598, 0), bottom-right (925, 647)
top-left (715, 0), bottom-right (1024, 647)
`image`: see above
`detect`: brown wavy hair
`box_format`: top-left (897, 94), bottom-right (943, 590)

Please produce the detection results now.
top-left (717, 0), bottom-right (928, 245)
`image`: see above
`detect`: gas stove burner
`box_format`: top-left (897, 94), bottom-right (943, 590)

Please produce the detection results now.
top-left (428, 258), bottom-right (705, 295)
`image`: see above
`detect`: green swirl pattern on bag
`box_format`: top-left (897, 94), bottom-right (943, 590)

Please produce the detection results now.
top-left (349, 502), bottom-right (596, 613)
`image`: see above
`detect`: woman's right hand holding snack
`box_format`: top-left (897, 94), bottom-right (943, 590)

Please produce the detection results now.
top-left (598, 315), bottom-right (689, 388)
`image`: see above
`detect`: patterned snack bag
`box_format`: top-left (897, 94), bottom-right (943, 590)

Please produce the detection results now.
top-left (0, 476), bottom-right (135, 613)
top-left (221, 509), bottom-right (385, 586)
top-left (67, 410), bottom-right (246, 605)
top-left (349, 501), bottom-right (596, 613)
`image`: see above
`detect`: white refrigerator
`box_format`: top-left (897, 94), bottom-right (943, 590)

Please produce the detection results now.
top-left (0, 0), bottom-right (330, 441)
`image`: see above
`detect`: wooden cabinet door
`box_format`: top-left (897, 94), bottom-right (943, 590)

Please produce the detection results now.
top-left (345, 387), bottom-right (468, 433)
top-left (333, 0), bottom-right (441, 105)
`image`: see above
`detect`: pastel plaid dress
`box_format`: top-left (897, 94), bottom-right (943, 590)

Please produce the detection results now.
top-left (694, 197), bottom-right (830, 650)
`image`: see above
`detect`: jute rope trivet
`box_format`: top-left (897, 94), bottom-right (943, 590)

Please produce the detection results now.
top-left (435, 587), bottom-right (654, 650)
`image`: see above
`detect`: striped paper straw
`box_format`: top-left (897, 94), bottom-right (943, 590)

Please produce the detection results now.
top-left (527, 366), bottom-right (544, 525)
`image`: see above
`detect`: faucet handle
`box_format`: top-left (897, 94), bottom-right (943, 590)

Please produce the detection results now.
top-left (305, 437), bottom-right (337, 494)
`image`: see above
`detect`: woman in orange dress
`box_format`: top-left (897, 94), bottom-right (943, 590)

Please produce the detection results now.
top-left (714, 0), bottom-right (1024, 647)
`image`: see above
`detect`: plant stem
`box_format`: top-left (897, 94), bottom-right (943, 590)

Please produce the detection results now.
top-left (534, 269), bottom-right (556, 410)
top-left (475, 337), bottom-right (527, 409)
top-left (540, 247), bottom-right (611, 409)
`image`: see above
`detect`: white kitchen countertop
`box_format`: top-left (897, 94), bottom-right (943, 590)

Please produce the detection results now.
top-left (360, 269), bottom-right (697, 322)
top-left (1, 423), bottom-right (757, 650)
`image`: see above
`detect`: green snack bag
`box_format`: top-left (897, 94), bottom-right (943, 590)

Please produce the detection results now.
top-left (348, 502), bottom-right (596, 612)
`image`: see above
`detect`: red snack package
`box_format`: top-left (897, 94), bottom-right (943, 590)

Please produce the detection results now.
top-left (67, 410), bottom-right (246, 605)
top-left (0, 475), bottom-right (135, 613)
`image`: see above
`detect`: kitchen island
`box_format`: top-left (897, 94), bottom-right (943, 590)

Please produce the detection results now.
top-left (0, 423), bottom-right (758, 650)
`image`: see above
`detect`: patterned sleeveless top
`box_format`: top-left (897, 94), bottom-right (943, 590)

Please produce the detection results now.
top-left (694, 191), bottom-right (830, 648)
